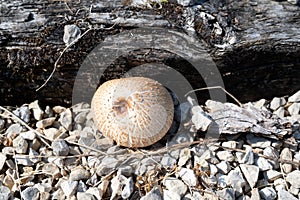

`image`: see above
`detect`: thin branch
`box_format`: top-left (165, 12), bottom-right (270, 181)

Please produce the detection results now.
top-left (36, 28), bottom-right (93, 91)
top-left (0, 106), bottom-right (51, 148)
top-left (184, 86), bottom-right (243, 107)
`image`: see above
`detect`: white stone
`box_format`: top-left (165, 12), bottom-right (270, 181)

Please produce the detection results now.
top-left (222, 141), bottom-right (237, 149)
top-left (286, 170), bottom-right (300, 188)
top-left (19, 131), bottom-right (36, 140)
top-left (240, 164), bottom-right (259, 188)
top-left (288, 103), bottom-right (300, 116)
top-left (270, 97), bottom-right (286, 111)
top-left (255, 157), bottom-right (273, 171)
top-left (278, 189), bottom-right (298, 200)
top-left (265, 170), bottom-right (283, 182)
top-left (163, 177), bottom-right (187, 197)
top-left (217, 188), bottom-right (235, 200)
top-left (274, 178), bottom-right (286, 191)
top-left (63, 24), bottom-right (81, 46)
top-left (0, 153), bottom-right (7, 171)
top-left (259, 187), bottom-right (277, 200)
top-left (163, 190), bottom-right (181, 200)
top-left (216, 151), bottom-right (235, 162)
top-left (21, 187), bottom-right (39, 200)
top-left (216, 161), bottom-right (231, 174)
top-left (0, 185), bottom-right (11, 200)
top-left (216, 174), bottom-right (228, 188)
top-left (13, 136), bottom-right (28, 154)
top-left (191, 110), bottom-right (213, 131)
top-left (140, 186), bottom-right (162, 200)
top-left (179, 168), bottom-right (197, 186)
top-left (59, 108), bottom-right (73, 130)
top-left (121, 177), bottom-right (134, 199)
top-left (274, 107), bottom-right (285, 118)
top-left (288, 90), bottom-right (300, 102)
top-left (36, 117), bottom-right (56, 129)
top-left (227, 168), bottom-right (246, 194)
top-left (60, 180), bottom-right (78, 198)
top-left (280, 148), bottom-right (293, 173)
top-left (29, 100), bottom-right (44, 120)
top-left (236, 146), bottom-right (254, 164)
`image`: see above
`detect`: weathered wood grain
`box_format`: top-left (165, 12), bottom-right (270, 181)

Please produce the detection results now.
top-left (0, 0), bottom-right (299, 106)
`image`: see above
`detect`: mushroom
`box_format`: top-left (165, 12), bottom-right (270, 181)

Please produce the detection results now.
top-left (91, 77), bottom-right (174, 147)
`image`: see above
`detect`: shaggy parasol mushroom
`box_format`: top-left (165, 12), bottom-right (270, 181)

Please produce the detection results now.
top-left (91, 77), bottom-right (174, 147)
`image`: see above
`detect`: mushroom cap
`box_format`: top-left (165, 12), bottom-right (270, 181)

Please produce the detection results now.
top-left (91, 77), bottom-right (174, 147)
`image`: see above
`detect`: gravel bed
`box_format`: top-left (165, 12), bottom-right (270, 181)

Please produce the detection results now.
top-left (0, 90), bottom-right (299, 200)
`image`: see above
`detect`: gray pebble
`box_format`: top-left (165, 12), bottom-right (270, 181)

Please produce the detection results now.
top-left (0, 118), bottom-right (5, 130)
top-left (29, 148), bottom-right (40, 163)
top-left (59, 108), bottom-right (73, 130)
top-left (278, 189), bottom-right (298, 200)
top-left (52, 139), bottom-right (70, 156)
top-left (240, 164), bottom-right (259, 189)
top-left (21, 187), bottom-right (39, 200)
top-left (288, 90), bottom-right (300, 103)
top-left (0, 185), bottom-right (11, 200)
top-left (140, 186), bottom-right (162, 200)
top-left (168, 131), bottom-right (195, 146)
top-left (259, 187), bottom-right (277, 200)
top-left (227, 168), bottom-right (246, 194)
top-left (29, 100), bottom-right (44, 120)
top-left (286, 170), bottom-right (300, 188)
top-left (60, 180), bottom-right (78, 198)
top-left (36, 117), bottom-right (56, 129)
top-left (217, 188), bottom-right (235, 200)
top-left (191, 108), bottom-right (213, 131)
top-left (270, 97), bottom-right (286, 111)
top-left (161, 154), bottom-right (177, 168)
top-left (216, 173), bottom-right (228, 188)
top-left (70, 166), bottom-right (91, 181)
top-left (163, 177), bottom-right (187, 197)
top-left (96, 157), bottom-right (119, 176)
top-left (77, 192), bottom-right (96, 200)
top-left (5, 123), bottom-right (23, 138)
top-left (236, 146), bottom-right (254, 164)
top-left (44, 105), bottom-right (54, 117)
top-left (255, 157), bottom-right (273, 171)
top-left (63, 24), bottom-right (81, 46)
top-left (246, 134), bottom-right (271, 148)
top-left (263, 146), bottom-right (280, 169)
top-left (13, 106), bottom-right (30, 123)
top-left (74, 111), bottom-right (88, 124)
top-left (179, 102), bottom-right (191, 122)
top-left (13, 136), bottom-right (28, 153)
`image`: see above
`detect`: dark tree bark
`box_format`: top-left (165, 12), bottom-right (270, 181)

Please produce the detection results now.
top-left (0, 0), bottom-right (299, 106)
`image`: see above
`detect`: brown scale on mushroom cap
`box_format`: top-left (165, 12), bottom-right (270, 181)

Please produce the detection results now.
top-left (91, 77), bottom-right (174, 148)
